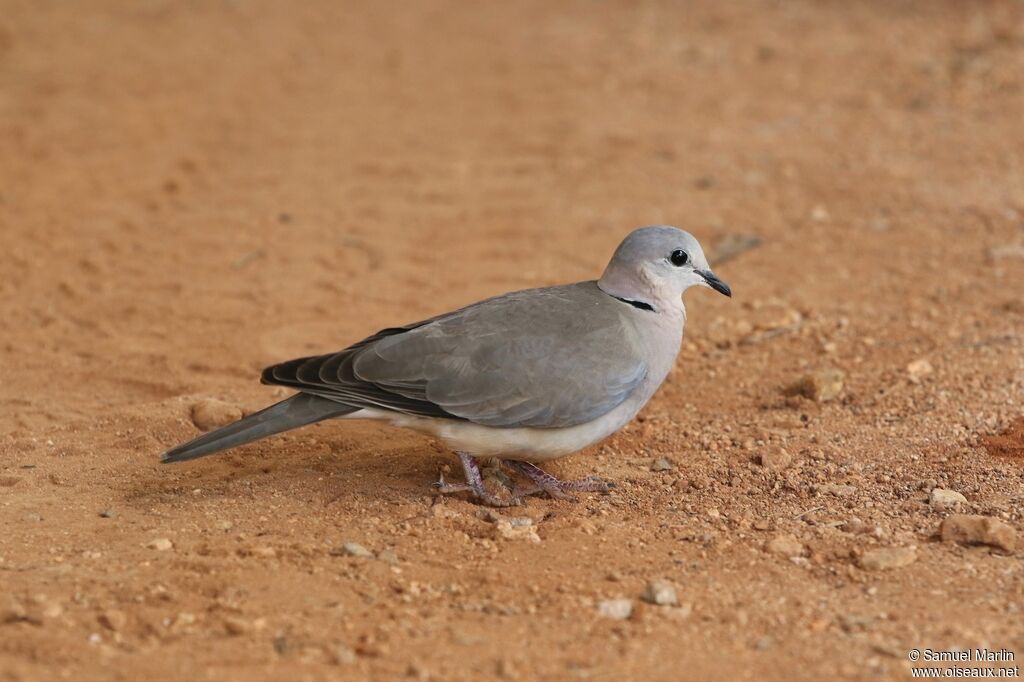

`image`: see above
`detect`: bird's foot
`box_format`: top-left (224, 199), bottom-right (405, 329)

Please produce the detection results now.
top-left (502, 460), bottom-right (615, 499)
top-left (431, 474), bottom-right (472, 495)
top-left (432, 452), bottom-right (520, 507)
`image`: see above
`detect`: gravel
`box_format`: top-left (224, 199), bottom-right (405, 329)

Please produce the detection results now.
top-left (494, 519), bottom-right (541, 543)
top-left (190, 398), bottom-right (243, 431)
top-left (641, 580), bottom-right (679, 606)
top-left (765, 534), bottom-right (805, 558)
top-left (929, 488), bottom-right (967, 510)
top-left (332, 643), bottom-right (357, 665)
top-left (340, 542), bottom-right (374, 558)
top-left (223, 615), bottom-right (260, 636)
top-left (650, 457), bottom-right (675, 472)
top-left (596, 599), bottom-right (633, 620)
top-left (98, 609), bottom-right (128, 631)
top-left (907, 359), bottom-right (934, 382)
top-left (858, 547), bottom-right (917, 571)
top-left (793, 369), bottom-right (844, 402)
top-left (757, 445), bottom-right (792, 470)
top-left (940, 515), bottom-right (1017, 552)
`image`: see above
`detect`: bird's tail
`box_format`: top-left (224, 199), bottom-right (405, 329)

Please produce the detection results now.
top-left (160, 393), bottom-right (356, 463)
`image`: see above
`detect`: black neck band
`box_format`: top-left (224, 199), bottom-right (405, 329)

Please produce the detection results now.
top-left (612, 295), bottom-right (655, 312)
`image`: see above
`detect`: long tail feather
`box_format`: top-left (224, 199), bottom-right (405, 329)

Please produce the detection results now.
top-left (160, 393), bottom-right (355, 463)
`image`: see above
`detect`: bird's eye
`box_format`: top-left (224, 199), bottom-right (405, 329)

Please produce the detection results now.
top-left (670, 249), bottom-right (689, 267)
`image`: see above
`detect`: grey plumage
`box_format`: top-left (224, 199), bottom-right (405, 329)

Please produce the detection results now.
top-left (162, 282), bottom-right (648, 462)
top-left (160, 393), bottom-right (354, 462)
top-left (159, 225), bottom-right (732, 506)
top-left (265, 282), bottom-right (648, 428)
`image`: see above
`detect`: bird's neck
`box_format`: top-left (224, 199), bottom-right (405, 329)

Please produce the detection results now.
top-left (597, 274), bottom-right (683, 320)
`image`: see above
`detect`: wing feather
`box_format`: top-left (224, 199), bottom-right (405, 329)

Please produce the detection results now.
top-left (261, 282), bottom-right (648, 428)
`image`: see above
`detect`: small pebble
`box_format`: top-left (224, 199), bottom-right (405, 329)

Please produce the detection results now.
top-left (940, 515), bottom-right (1016, 552)
top-left (494, 520), bottom-right (541, 543)
top-left (98, 609), bottom-right (127, 631)
top-left (249, 545), bottom-right (277, 558)
top-left (929, 488), bottom-right (967, 510)
top-left (190, 398), bottom-right (243, 432)
top-left (481, 466), bottom-right (516, 491)
top-left (146, 538), bottom-right (173, 552)
top-left (1, 601), bottom-right (28, 624)
top-left (641, 580), bottom-right (678, 606)
top-left (273, 634), bottom-right (289, 655)
top-left (479, 509), bottom-right (503, 523)
top-left (818, 483), bottom-right (856, 497)
top-left (793, 369), bottom-right (844, 402)
top-left (429, 505), bottom-right (460, 519)
top-left (872, 642), bottom-right (905, 659)
top-left (171, 612), bottom-right (197, 630)
top-left (341, 542), bottom-right (374, 558)
top-left (650, 457), bottom-right (674, 472)
top-left (757, 445), bottom-right (792, 470)
top-left (858, 547), bottom-right (917, 571)
top-left (332, 643), bottom-right (357, 665)
top-left (39, 599), bottom-right (63, 622)
top-left (223, 615), bottom-right (257, 636)
top-left (907, 359), bottom-right (933, 382)
top-left (7, 596), bottom-right (63, 624)
top-left (766, 534), bottom-right (804, 558)
top-left (596, 599), bottom-right (633, 620)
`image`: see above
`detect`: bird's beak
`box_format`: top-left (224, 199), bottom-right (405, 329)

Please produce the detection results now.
top-left (699, 270), bottom-right (732, 297)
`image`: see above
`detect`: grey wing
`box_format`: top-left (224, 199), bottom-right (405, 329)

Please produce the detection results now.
top-left (261, 317), bottom-right (464, 421)
top-left (262, 284), bottom-right (649, 429)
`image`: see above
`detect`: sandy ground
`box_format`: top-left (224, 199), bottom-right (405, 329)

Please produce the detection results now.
top-left (2, 1), bottom-right (1024, 680)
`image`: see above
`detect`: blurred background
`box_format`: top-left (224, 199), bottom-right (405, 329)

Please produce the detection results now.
top-left (1, 2), bottom-right (1023, 680)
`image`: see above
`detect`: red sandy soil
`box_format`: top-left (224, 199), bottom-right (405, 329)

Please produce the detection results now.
top-left (983, 418), bottom-right (1024, 460)
top-left (2, 1), bottom-right (1024, 680)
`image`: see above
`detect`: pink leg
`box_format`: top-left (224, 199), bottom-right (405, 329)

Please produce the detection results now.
top-left (502, 460), bottom-right (615, 499)
top-left (433, 452), bottom-right (519, 507)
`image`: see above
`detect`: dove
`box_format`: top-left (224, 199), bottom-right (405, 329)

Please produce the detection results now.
top-left (160, 225), bottom-right (731, 506)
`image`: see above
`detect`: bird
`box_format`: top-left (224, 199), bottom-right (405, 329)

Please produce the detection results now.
top-left (160, 225), bottom-right (732, 506)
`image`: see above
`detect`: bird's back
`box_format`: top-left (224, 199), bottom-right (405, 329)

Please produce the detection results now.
top-left (263, 281), bottom-right (653, 429)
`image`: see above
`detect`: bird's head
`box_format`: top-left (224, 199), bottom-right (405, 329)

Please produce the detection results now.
top-left (598, 225), bottom-right (731, 312)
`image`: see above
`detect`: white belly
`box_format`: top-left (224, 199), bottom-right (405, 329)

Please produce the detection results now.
top-left (344, 396), bottom-right (643, 463)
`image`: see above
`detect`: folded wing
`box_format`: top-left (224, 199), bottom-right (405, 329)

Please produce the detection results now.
top-left (262, 282), bottom-right (648, 429)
